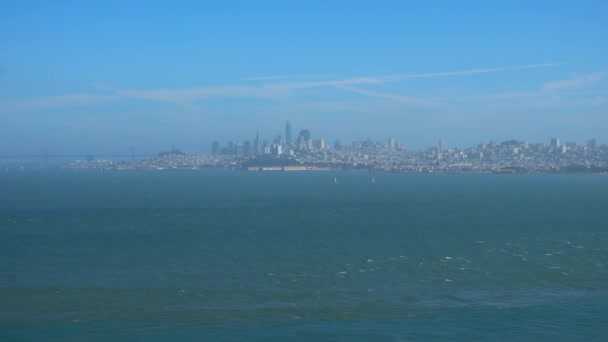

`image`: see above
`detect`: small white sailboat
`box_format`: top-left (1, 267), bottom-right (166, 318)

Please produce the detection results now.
top-left (371, 177), bottom-right (376, 184)
top-left (334, 177), bottom-right (338, 184)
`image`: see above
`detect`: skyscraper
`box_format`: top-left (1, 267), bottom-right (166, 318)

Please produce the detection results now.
top-left (298, 129), bottom-right (310, 141)
top-left (211, 141), bottom-right (220, 155)
top-left (439, 139), bottom-right (446, 152)
top-left (313, 138), bottom-right (326, 150)
top-left (243, 140), bottom-right (252, 156)
top-left (285, 121), bottom-right (292, 146)
top-left (254, 129), bottom-right (262, 155)
top-left (587, 139), bottom-right (596, 150)
top-left (298, 129), bottom-right (311, 150)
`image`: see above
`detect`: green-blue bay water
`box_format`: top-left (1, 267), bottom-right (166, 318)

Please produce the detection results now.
top-left (1, 171), bottom-right (608, 340)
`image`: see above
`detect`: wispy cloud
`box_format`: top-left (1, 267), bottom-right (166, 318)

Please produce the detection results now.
top-left (263, 63), bottom-right (564, 90)
top-left (241, 75), bottom-right (325, 81)
top-left (334, 85), bottom-right (438, 107)
top-left (258, 63), bottom-right (563, 105)
top-left (543, 72), bottom-right (603, 91)
top-left (111, 85), bottom-right (291, 105)
top-left (383, 63), bottom-right (564, 81)
top-left (458, 71), bottom-right (606, 113)
top-left (1, 62), bottom-right (564, 112)
top-left (0, 94), bottom-right (118, 114)
top-left (461, 71), bottom-right (605, 105)
top-left (482, 91), bottom-right (543, 99)
top-left (264, 77), bottom-right (385, 90)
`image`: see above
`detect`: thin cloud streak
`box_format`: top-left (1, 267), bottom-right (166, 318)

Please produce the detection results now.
top-left (467, 71), bottom-right (605, 101)
top-left (543, 72), bottom-right (603, 91)
top-left (334, 85), bottom-right (438, 107)
top-left (263, 63), bottom-right (564, 90)
top-left (115, 86), bottom-right (291, 104)
top-left (1, 62), bottom-right (564, 112)
top-left (383, 63), bottom-right (564, 80)
top-left (241, 75), bottom-right (325, 81)
top-left (0, 94), bottom-right (119, 114)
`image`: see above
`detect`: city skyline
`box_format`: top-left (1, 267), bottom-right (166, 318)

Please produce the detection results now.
top-left (207, 121), bottom-right (606, 157)
top-left (1, 119), bottom-right (604, 158)
top-left (1, 1), bottom-right (607, 155)
top-left (62, 120), bottom-right (608, 174)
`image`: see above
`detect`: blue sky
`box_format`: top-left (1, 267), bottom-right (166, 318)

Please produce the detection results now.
top-left (1, 0), bottom-right (607, 155)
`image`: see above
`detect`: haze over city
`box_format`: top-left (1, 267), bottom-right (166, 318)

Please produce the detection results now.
top-left (1, 1), bottom-right (607, 156)
top-left (4, 2), bottom-right (608, 340)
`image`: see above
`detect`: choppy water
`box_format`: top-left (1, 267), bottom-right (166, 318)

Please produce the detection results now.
top-left (2, 171), bottom-right (608, 340)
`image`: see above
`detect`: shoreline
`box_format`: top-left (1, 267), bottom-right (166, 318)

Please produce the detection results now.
top-left (47, 166), bottom-right (608, 175)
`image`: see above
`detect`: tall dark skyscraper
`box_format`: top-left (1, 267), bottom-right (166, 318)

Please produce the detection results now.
top-left (298, 129), bottom-right (310, 141)
top-left (298, 129), bottom-right (311, 150)
top-left (211, 141), bottom-right (220, 155)
top-left (254, 129), bottom-right (262, 155)
top-left (285, 121), bottom-right (292, 146)
top-left (243, 140), bottom-right (252, 156)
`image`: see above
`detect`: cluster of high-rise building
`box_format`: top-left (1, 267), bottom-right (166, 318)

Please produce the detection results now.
top-left (61, 118), bottom-right (606, 173)
top-left (203, 122), bottom-right (607, 173)
top-left (211, 121), bottom-right (406, 157)
top-left (211, 121), bottom-right (332, 157)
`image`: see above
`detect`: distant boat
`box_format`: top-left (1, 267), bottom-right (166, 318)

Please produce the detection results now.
top-left (334, 177), bottom-right (338, 184)
top-left (371, 177), bottom-right (376, 184)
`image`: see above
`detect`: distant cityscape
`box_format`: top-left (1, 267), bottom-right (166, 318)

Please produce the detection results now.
top-left (64, 121), bottom-right (608, 174)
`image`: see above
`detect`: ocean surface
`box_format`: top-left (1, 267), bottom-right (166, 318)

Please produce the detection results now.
top-left (1, 170), bottom-right (608, 340)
